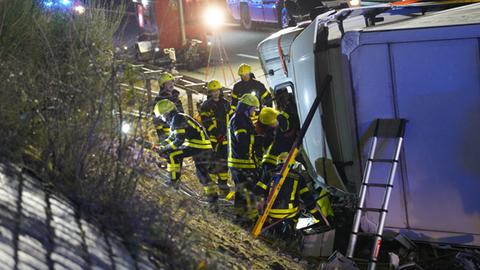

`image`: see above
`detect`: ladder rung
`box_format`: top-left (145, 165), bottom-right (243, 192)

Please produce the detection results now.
top-left (359, 207), bottom-right (388, 213)
top-left (352, 231), bottom-right (383, 238)
top-left (368, 158), bottom-right (398, 163)
top-left (362, 183), bottom-right (393, 188)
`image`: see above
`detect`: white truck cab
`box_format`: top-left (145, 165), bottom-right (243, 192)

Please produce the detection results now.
top-left (258, 3), bottom-right (480, 251)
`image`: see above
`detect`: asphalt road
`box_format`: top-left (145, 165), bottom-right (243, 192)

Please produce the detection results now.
top-left (180, 23), bottom-right (279, 88)
top-left (116, 8), bottom-right (279, 87)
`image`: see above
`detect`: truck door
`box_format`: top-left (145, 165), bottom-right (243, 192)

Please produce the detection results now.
top-left (262, 0), bottom-right (279, 23)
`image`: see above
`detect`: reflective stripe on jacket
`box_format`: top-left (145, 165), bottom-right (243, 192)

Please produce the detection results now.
top-left (161, 112), bottom-right (212, 151)
top-left (255, 169), bottom-right (316, 219)
top-left (261, 103), bottom-right (300, 166)
top-left (231, 78), bottom-right (272, 110)
top-left (228, 107), bottom-right (256, 169)
top-left (200, 97), bottom-right (232, 145)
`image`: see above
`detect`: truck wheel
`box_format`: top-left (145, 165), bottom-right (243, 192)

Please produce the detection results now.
top-left (240, 5), bottom-right (253, 30)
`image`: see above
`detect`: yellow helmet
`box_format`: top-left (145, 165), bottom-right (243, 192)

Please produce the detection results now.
top-left (154, 99), bottom-right (176, 117)
top-left (207, 79), bottom-right (222, 92)
top-left (238, 63), bottom-right (252, 76)
top-left (239, 93), bottom-right (259, 108)
top-left (277, 152), bottom-right (289, 165)
top-left (259, 107), bottom-right (279, 127)
top-left (159, 72), bottom-right (175, 87)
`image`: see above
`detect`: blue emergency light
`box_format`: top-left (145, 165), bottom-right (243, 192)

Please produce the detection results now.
top-left (42, 0), bottom-right (73, 8)
top-left (43, 0), bottom-right (54, 7)
top-left (61, 0), bottom-right (72, 6)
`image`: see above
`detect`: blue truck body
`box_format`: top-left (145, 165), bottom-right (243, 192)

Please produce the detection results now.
top-left (258, 3), bottom-right (480, 247)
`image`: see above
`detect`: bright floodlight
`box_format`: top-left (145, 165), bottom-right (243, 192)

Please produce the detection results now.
top-left (349, 0), bottom-right (361, 6)
top-left (121, 122), bottom-right (131, 134)
top-left (74, 5), bottom-right (85, 14)
top-left (203, 6), bottom-right (224, 29)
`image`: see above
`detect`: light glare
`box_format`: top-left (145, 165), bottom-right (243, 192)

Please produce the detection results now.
top-left (121, 122), bottom-right (131, 134)
top-left (203, 6), bottom-right (224, 29)
top-left (74, 5), bottom-right (85, 14)
top-left (349, 0), bottom-right (361, 6)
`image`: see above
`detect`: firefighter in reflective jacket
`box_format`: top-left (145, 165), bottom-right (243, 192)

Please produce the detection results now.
top-left (200, 80), bottom-right (233, 198)
top-left (228, 93), bottom-right (260, 222)
top-left (231, 63), bottom-right (272, 110)
top-left (254, 115), bottom-right (275, 164)
top-left (153, 99), bottom-right (218, 202)
top-left (258, 103), bottom-right (300, 182)
top-left (255, 152), bottom-right (324, 235)
top-left (153, 72), bottom-right (184, 140)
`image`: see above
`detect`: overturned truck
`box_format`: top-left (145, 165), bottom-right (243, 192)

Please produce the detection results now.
top-left (258, 2), bottom-right (480, 268)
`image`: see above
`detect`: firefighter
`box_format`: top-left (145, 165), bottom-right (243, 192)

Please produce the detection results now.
top-left (254, 110), bottom-right (275, 164)
top-left (228, 93), bottom-right (260, 224)
top-left (255, 152), bottom-right (324, 238)
top-left (153, 72), bottom-right (184, 140)
top-left (231, 63), bottom-right (272, 110)
top-left (258, 101), bottom-right (300, 183)
top-left (152, 99), bottom-right (218, 202)
top-left (272, 88), bottom-right (334, 223)
top-left (199, 80), bottom-right (233, 198)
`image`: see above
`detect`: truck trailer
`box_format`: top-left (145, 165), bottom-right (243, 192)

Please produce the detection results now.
top-left (258, 2), bottom-right (480, 268)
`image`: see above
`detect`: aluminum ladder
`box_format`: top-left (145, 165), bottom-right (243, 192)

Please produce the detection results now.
top-left (346, 119), bottom-right (407, 270)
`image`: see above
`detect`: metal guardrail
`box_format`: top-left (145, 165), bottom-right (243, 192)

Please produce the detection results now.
top-left (120, 63), bottom-right (232, 116)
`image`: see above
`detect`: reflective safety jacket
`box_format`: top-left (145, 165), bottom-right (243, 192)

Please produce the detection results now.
top-left (255, 169), bottom-right (319, 219)
top-left (255, 122), bottom-right (275, 162)
top-left (153, 89), bottom-right (184, 139)
top-left (199, 97), bottom-right (232, 145)
top-left (228, 104), bottom-right (257, 169)
top-left (160, 111), bottom-right (212, 151)
top-left (231, 78), bottom-right (272, 110)
top-left (262, 102), bottom-right (300, 166)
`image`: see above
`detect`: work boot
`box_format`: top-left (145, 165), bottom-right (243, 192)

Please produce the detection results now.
top-left (206, 193), bottom-right (219, 203)
top-left (203, 184), bottom-right (219, 203)
top-left (218, 187), bottom-right (232, 199)
top-left (217, 179), bottom-right (231, 198)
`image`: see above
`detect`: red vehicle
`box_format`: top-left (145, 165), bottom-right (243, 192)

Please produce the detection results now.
top-left (132, 0), bottom-right (209, 49)
top-left (131, 0), bottom-right (224, 69)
